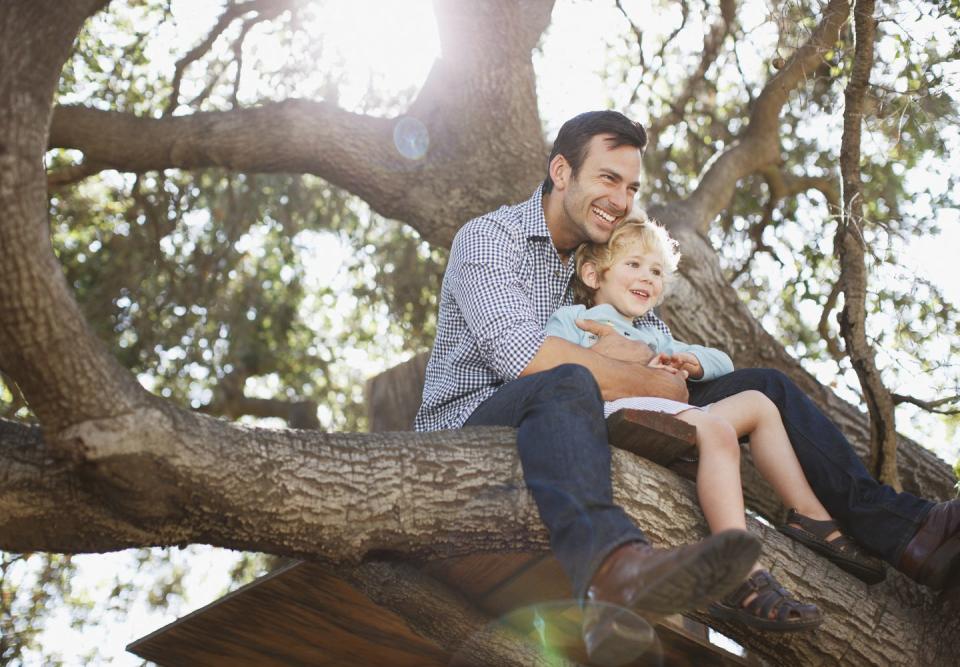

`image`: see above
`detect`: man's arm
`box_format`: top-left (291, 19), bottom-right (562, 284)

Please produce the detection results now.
top-left (520, 335), bottom-right (689, 402)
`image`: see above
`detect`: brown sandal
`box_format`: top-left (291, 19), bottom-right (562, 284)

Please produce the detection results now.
top-left (708, 569), bottom-right (822, 632)
top-left (780, 509), bottom-right (885, 584)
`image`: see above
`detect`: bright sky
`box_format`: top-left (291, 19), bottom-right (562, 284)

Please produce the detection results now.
top-left (28, 1), bottom-right (960, 664)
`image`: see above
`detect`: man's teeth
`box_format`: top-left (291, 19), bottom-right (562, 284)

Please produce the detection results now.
top-left (593, 207), bottom-right (615, 222)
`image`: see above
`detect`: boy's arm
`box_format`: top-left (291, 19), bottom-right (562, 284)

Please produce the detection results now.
top-left (526, 330), bottom-right (690, 402)
top-left (659, 336), bottom-right (734, 381)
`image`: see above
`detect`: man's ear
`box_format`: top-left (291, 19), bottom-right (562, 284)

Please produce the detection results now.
top-left (580, 261), bottom-right (601, 289)
top-left (549, 154), bottom-right (570, 191)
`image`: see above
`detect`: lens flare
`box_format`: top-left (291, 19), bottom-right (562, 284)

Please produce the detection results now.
top-left (448, 600), bottom-right (660, 666)
top-left (393, 116), bottom-right (429, 160)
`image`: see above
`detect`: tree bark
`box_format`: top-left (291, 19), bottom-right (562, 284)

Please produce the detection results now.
top-left (2, 0), bottom-right (959, 663)
top-left (2, 415), bottom-right (956, 665)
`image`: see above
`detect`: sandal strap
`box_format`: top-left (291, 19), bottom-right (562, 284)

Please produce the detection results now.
top-left (786, 509), bottom-right (858, 553)
top-left (786, 509), bottom-right (840, 538)
top-left (728, 570), bottom-right (818, 623)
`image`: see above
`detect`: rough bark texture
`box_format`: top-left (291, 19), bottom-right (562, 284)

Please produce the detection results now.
top-left (1, 0), bottom-right (958, 663)
top-left (2, 415), bottom-right (957, 665)
top-left (835, 0), bottom-right (901, 489)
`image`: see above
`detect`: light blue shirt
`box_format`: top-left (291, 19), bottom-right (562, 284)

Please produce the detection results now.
top-left (544, 303), bottom-right (734, 382)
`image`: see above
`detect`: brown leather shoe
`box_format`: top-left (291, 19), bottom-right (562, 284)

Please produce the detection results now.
top-left (898, 500), bottom-right (960, 590)
top-left (582, 529), bottom-right (761, 666)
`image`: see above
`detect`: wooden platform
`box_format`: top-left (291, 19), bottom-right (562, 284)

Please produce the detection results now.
top-left (129, 553), bottom-right (749, 666)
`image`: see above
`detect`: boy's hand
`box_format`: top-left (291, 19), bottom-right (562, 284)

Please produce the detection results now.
top-left (653, 352), bottom-right (703, 379)
top-left (576, 319), bottom-right (654, 364)
top-left (647, 353), bottom-right (689, 379)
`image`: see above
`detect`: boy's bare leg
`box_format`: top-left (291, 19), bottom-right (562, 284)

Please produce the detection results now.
top-left (674, 408), bottom-right (766, 578)
top-left (673, 410), bottom-right (748, 533)
top-left (706, 391), bottom-right (839, 538)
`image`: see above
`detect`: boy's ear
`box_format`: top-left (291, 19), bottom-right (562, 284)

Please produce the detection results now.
top-left (580, 261), bottom-right (601, 290)
top-left (549, 154), bottom-right (570, 190)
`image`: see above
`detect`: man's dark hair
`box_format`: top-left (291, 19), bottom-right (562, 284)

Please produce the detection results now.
top-left (542, 111), bottom-right (648, 193)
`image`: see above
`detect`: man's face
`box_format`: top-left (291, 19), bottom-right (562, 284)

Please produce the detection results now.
top-left (558, 135), bottom-right (643, 246)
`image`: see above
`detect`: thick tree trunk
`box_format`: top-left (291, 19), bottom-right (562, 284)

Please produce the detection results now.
top-left (1, 416), bottom-right (956, 665)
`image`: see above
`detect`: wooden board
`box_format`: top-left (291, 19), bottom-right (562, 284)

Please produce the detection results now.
top-left (607, 409), bottom-right (697, 466)
top-left (127, 561), bottom-right (447, 667)
top-left (129, 553), bottom-right (750, 666)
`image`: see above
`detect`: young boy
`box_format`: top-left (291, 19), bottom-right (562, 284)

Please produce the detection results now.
top-left (545, 217), bottom-right (883, 631)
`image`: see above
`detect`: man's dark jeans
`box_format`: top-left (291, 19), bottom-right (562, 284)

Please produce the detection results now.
top-left (466, 365), bottom-right (933, 599)
top-left (687, 368), bottom-right (933, 563)
top-left (465, 364), bottom-right (645, 599)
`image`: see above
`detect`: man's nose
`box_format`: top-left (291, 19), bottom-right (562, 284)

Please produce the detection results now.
top-left (609, 186), bottom-right (629, 213)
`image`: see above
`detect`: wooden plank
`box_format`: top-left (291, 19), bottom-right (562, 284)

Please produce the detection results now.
top-left (607, 409), bottom-right (697, 466)
top-left (421, 552), bottom-right (541, 601)
top-left (432, 554), bottom-right (748, 667)
top-left (127, 561), bottom-right (446, 667)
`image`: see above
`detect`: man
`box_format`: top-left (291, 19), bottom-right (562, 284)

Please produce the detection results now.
top-left (415, 111), bottom-right (959, 664)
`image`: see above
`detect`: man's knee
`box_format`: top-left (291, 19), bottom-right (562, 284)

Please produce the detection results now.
top-left (736, 368), bottom-right (797, 404)
top-left (533, 363), bottom-right (603, 404)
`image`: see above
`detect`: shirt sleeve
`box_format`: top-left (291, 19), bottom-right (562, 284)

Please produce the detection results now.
top-left (545, 305), bottom-right (589, 346)
top-left (658, 334), bottom-right (734, 382)
top-left (445, 220), bottom-right (546, 381)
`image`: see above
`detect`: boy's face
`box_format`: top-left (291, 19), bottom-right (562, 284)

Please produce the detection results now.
top-left (582, 240), bottom-right (665, 319)
top-left (553, 135), bottom-right (643, 248)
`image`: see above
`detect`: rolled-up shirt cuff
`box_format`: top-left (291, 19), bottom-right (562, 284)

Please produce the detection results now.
top-left (483, 325), bottom-right (546, 382)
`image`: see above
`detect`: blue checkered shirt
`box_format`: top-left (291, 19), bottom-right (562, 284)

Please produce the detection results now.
top-left (414, 185), bottom-right (672, 431)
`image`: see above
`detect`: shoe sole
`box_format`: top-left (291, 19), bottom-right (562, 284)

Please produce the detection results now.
top-left (630, 529), bottom-right (761, 616)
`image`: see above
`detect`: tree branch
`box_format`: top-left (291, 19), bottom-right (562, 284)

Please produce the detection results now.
top-left (200, 394), bottom-right (320, 429)
top-left (892, 393), bottom-right (960, 415)
top-left (647, 0), bottom-right (735, 140)
top-left (655, 0), bottom-right (851, 233)
top-left (818, 280), bottom-right (847, 361)
top-left (164, 0), bottom-right (300, 117)
top-left (0, 414), bottom-right (956, 665)
top-left (45, 157), bottom-right (108, 189)
top-left (835, 0), bottom-right (899, 488)
top-left (49, 1), bottom-right (554, 248)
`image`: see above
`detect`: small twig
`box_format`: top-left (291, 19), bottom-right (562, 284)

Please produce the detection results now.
top-left (46, 158), bottom-right (107, 189)
top-left (891, 393), bottom-right (960, 415)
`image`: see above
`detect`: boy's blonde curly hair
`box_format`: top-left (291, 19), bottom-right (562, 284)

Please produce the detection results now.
top-left (571, 211), bottom-right (681, 307)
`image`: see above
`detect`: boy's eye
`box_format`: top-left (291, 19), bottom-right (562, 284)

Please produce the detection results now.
top-left (652, 268), bottom-right (662, 276)
top-left (626, 261), bottom-right (639, 268)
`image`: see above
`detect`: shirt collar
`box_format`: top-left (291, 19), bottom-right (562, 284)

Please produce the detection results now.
top-left (520, 183), bottom-right (550, 239)
top-left (588, 303), bottom-right (638, 329)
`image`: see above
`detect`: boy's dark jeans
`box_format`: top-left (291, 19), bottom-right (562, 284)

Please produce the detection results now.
top-left (465, 365), bottom-right (933, 599)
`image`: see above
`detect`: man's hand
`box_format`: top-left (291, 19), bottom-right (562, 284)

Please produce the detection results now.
top-left (649, 352), bottom-right (701, 379)
top-left (576, 319), bottom-right (654, 364)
